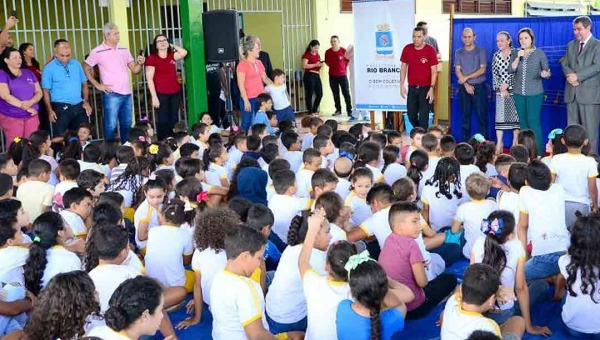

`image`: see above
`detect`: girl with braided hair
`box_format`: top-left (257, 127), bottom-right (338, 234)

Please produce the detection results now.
top-left (108, 156), bottom-right (151, 208)
top-left (421, 157), bottom-right (462, 231)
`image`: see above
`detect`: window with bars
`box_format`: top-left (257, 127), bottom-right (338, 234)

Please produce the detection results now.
top-left (442, 0), bottom-right (512, 14)
top-left (341, 0), bottom-right (389, 13)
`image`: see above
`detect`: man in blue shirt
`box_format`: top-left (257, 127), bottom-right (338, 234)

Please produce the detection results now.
top-left (42, 39), bottom-right (92, 135)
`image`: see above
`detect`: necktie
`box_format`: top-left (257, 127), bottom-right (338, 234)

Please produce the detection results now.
top-left (579, 42), bottom-right (584, 55)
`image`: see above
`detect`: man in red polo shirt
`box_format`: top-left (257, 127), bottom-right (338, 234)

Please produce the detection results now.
top-left (400, 27), bottom-right (438, 129)
top-left (325, 35), bottom-right (352, 117)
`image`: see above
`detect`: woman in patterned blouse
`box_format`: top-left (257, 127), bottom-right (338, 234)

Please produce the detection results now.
top-left (492, 31), bottom-right (520, 154)
top-left (509, 27), bottom-right (551, 155)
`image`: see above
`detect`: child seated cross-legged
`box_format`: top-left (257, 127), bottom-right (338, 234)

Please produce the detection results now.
top-left (379, 201), bottom-right (457, 319)
top-left (471, 210), bottom-right (551, 336)
top-left (210, 226), bottom-right (276, 340)
top-left (441, 263), bottom-right (526, 340)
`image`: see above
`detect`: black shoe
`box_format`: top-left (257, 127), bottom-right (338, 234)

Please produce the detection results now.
top-left (333, 111), bottom-right (342, 116)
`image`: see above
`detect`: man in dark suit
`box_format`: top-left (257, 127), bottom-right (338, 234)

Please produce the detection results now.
top-left (561, 15), bottom-right (600, 152)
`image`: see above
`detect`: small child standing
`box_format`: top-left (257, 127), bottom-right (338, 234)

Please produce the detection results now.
top-left (451, 173), bottom-right (499, 259)
top-left (550, 124), bottom-right (598, 228)
top-left (345, 167), bottom-right (374, 227)
top-left (17, 159), bottom-right (54, 223)
top-left (265, 69), bottom-right (296, 123)
top-left (421, 157), bottom-right (463, 231)
top-left (379, 202), bottom-right (457, 319)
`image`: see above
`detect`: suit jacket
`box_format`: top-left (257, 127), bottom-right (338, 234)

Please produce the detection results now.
top-left (561, 36), bottom-right (600, 104)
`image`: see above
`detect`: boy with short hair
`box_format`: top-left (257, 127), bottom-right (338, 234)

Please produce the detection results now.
top-left (0, 217), bottom-right (29, 286)
top-left (427, 125), bottom-right (445, 139)
top-left (421, 133), bottom-right (441, 181)
top-left (550, 124), bottom-right (598, 227)
top-left (0, 174), bottom-right (12, 200)
top-left (440, 135), bottom-right (456, 158)
top-left (260, 144), bottom-right (280, 181)
top-left (333, 157), bottom-right (353, 201)
top-left (493, 162), bottom-right (527, 225)
top-left (180, 142), bottom-right (200, 159)
top-left (191, 122), bottom-right (210, 155)
top-left (0, 154), bottom-right (17, 177)
top-left (78, 143), bottom-right (106, 176)
top-left (455, 142), bottom-right (481, 203)
top-left (268, 169), bottom-right (311, 242)
top-left (441, 263), bottom-right (525, 340)
top-left (488, 154), bottom-right (516, 199)
top-left (451, 173), bottom-right (499, 258)
top-left (226, 134), bottom-right (248, 178)
top-left (54, 160), bottom-right (80, 211)
top-left (59, 187), bottom-right (93, 238)
top-left (296, 148), bottom-right (322, 199)
top-left (265, 69), bottom-right (295, 123)
top-left (267, 159), bottom-right (291, 202)
top-left (380, 201), bottom-right (457, 319)
top-left (16, 159), bottom-right (54, 223)
top-left (311, 168), bottom-right (339, 203)
top-left (77, 123), bottom-right (92, 149)
top-left (403, 127), bottom-right (426, 165)
top-left (387, 130), bottom-right (403, 148)
top-left (313, 135), bottom-right (335, 169)
top-left (210, 226), bottom-right (275, 340)
top-left (247, 204), bottom-right (282, 270)
top-left (242, 135), bottom-right (262, 161)
top-left (282, 131), bottom-right (303, 173)
top-left (510, 145), bottom-right (529, 164)
top-left (251, 123), bottom-right (269, 140)
top-left (252, 93), bottom-right (275, 134)
top-left (301, 117), bottom-right (324, 151)
top-left (77, 169), bottom-right (106, 199)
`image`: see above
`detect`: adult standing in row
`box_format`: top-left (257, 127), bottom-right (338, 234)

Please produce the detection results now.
top-left (416, 21), bottom-right (442, 61)
top-left (325, 36), bottom-right (352, 117)
top-left (302, 40), bottom-right (323, 116)
top-left (237, 36), bottom-right (272, 132)
top-left (0, 47), bottom-right (42, 144)
top-left (84, 23), bottom-right (145, 141)
top-left (561, 15), bottom-right (600, 153)
top-left (146, 34), bottom-right (188, 140)
top-left (42, 39), bottom-right (92, 136)
top-left (400, 26), bottom-right (438, 130)
top-left (455, 28), bottom-right (488, 142)
top-left (19, 42), bottom-right (50, 132)
top-left (492, 31), bottom-right (519, 153)
top-left (0, 16), bottom-right (17, 55)
top-left (509, 28), bottom-right (551, 156)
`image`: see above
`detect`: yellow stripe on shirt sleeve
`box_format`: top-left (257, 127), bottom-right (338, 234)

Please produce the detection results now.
top-left (358, 224), bottom-right (372, 237)
top-left (241, 313), bottom-right (261, 327)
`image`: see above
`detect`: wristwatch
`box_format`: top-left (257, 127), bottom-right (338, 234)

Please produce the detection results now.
top-left (430, 85), bottom-right (436, 89)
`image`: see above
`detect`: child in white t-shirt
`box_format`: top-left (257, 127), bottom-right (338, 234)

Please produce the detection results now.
top-left (451, 173), bottom-right (499, 259)
top-left (265, 69), bottom-right (295, 123)
top-left (53, 159), bottom-right (80, 212)
top-left (268, 170), bottom-right (311, 242)
top-left (204, 144), bottom-right (230, 188)
top-left (345, 167), bottom-right (373, 227)
top-left (296, 148), bottom-right (322, 199)
top-left (59, 187), bottom-right (93, 239)
top-left (471, 210), bottom-right (550, 335)
top-left (134, 176), bottom-right (166, 252)
top-left (0, 217), bottom-right (29, 286)
top-left (209, 226), bottom-right (275, 340)
top-left (355, 141), bottom-right (384, 184)
top-left (281, 131), bottom-right (303, 173)
top-left (492, 162), bottom-right (528, 229)
top-left (454, 142), bottom-right (481, 204)
top-left (550, 124), bottom-right (598, 229)
top-left (383, 145), bottom-right (407, 186)
top-left (301, 117), bottom-right (323, 152)
top-left (420, 133), bottom-right (441, 184)
top-left (265, 211), bottom-right (329, 334)
top-left (421, 157), bottom-right (462, 231)
top-left (226, 134), bottom-right (248, 179)
top-left (313, 135), bottom-right (335, 169)
top-left (315, 191), bottom-right (347, 243)
top-left (333, 157), bottom-right (353, 201)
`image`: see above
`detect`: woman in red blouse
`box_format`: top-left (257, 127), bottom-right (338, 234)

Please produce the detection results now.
top-left (301, 40), bottom-right (323, 115)
top-left (145, 34), bottom-right (188, 140)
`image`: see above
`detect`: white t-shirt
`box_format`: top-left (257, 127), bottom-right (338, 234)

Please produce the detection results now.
top-left (455, 200), bottom-right (499, 258)
top-left (326, 148), bottom-right (339, 171)
top-left (345, 191), bottom-right (373, 227)
top-left (60, 210), bottom-right (87, 237)
top-left (207, 162), bottom-right (229, 187)
top-left (210, 270), bottom-right (268, 340)
top-left (268, 194), bottom-right (311, 243)
top-left (265, 84), bottom-right (290, 110)
top-left (266, 184), bottom-right (276, 202)
top-left (421, 183), bottom-right (461, 231)
top-left (559, 254), bottom-right (600, 334)
top-left (384, 163), bottom-right (407, 186)
top-left (89, 263), bottom-right (141, 312)
top-left (335, 177), bottom-right (351, 201)
top-left (550, 153), bottom-right (598, 205)
top-left (303, 269), bottom-right (351, 340)
top-left (53, 180), bottom-right (78, 211)
top-left (366, 164), bottom-right (384, 184)
top-left (209, 124), bottom-right (222, 135)
top-left (471, 237), bottom-right (525, 310)
top-left (42, 246), bottom-right (82, 289)
top-left (145, 225), bottom-right (194, 288)
top-left (78, 161), bottom-right (108, 177)
top-left (133, 200), bottom-right (162, 249)
top-left (441, 294), bottom-right (502, 340)
top-left (485, 164), bottom-right (498, 177)
top-left (266, 244), bottom-right (326, 324)
top-left (359, 207), bottom-right (392, 249)
top-left (421, 156), bottom-right (441, 185)
top-left (329, 223), bottom-right (347, 244)
top-left (123, 250), bottom-right (145, 274)
top-left (459, 164), bottom-right (482, 204)
top-left (283, 151), bottom-right (303, 173)
top-left (191, 247), bottom-right (227, 306)
top-left (0, 246), bottom-right (29, 285)
top-left (86, 325), bottom-right (130, 339)
top-left (496, 190), bottom-right (520, 230)
top-left (296, 168), bottom-right (315, 198)
top-left (519, 185), bottom-right (570, 256)
top-left (17, 180), bottom-right (54, 223)
top-left (301, 133), bottom-right (315, 152)
top-left (226, 147), bottom-right (244, 180)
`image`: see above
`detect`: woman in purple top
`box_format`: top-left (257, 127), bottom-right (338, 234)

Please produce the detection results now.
top-left (0, 47), bottom-right (42, 146)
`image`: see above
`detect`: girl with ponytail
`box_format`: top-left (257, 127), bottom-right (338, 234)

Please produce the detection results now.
top-left (265, 210), bottom-right (332, 334)
top-left (23, 211), bottom-right (81, 296)
top-left (108, 156), bottom-right (151, 208)
top-left (175, 177), bottom-right (209, 227)
top-left (382, 145), bottom-right (407, 186)
top-left (148, 142), bottom-right (173, 173)
top-left (421, 157), bottom-right (462, 231)
top-left (470, 210), bottom-right (550, 335)
top-left (354, 141), bottom-right (383, 183)
top-left (336, 251), bottom-right (410, 340)
top-left (87, 276), bottom-right (164, 339)
top-left (203, 143), bottom-right (230, 188)
top-left (406, 149), bottom-right (429, 202)
top-left (22, 130), bottom-right (59, 185)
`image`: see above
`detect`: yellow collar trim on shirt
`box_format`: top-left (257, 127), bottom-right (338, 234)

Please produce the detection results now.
top-left (455, 295), bottom-right (484, 317)
top-left (327, 278), bottom-right (347, 286)
top-left (50, 245), bottom-right (65, 250)
top-left (470, 199), bottom-right (486, 204)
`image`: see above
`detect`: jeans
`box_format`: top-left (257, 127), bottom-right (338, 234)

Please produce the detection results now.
top-left (459, 83), bottom-right (488, 142)
top-left (513, 93), bottom-right (544, 155)
top-left (430, 243), bottom-right (463, 267)
top-left (407, 85), bottom-right (432, 130)
top-left (406, 273), bottom-right (458, 319)
top-left (303, 72), bottom-right (323, 114)
top-left (52, 102), bottom-right (88, 136)
top-left (156, 91), bottom-right (181, 140)
top-left (240, 97), bottom-right (259, 132)
top-left (525, 251), bottom-right (564, 280)
top-left (102, 92), bottom-right (132, 141)
top-left (329, 75), bottom-right (352, 114)
top-left (265, 312), bottom-right (307, 334)
top-left (485, 279), bottom-right (549, 325)
top-left (274, 106), bottom-right (296, 124)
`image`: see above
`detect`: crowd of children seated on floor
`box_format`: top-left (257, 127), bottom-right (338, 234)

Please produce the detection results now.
top-left (0, 111), bottom-right (599, 340)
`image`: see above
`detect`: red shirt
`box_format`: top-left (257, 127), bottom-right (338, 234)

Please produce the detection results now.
top-left (24, 64), bottom-right (42, 82)
top-left (302, 51), bottom-right (321, 73)
top-left (145, 52), bottom-right (181, 94)
top-left (400, 43), bottom-right (438, 86)
top-left (325, 47), bottom-right (349, 76)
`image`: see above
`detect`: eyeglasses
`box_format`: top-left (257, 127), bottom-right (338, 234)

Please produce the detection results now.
top-left (156, 39), bottom-right (168, 43)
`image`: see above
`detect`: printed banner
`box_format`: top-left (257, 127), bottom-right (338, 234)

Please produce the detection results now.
top-left (353, 0), bottom-right (415, 111)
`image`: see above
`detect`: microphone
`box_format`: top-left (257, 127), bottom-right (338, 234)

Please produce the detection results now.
top-left (519, 44), bottom-right (525, 61)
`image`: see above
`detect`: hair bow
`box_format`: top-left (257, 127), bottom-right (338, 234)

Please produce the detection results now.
top-left (232, 125), bottom-right (240, 132)
top-left (148, 144), bottom-right (159, 155)
top-left (68, 137), bottom-right (79, 144)
top-left (344, 250), bottom-right (372, 278)
top-left (33, 236), bottom-right (41, 243)
top-left (472, 133), bottom-right (486, 143)
top-left (13, 137), bottom-right (21, 143)
top-left (340, 151), bottom-right (354, 161)
top-left (481, 218), bottom-right (504, 236)
top-left (139, 116), bottom-right (149, 123)
top-left (196, 191), bottom-right (209, 202)
top-left (548, 128), bottom-right (563, 140)
top-left (138, 135), bottom-right (147, 143)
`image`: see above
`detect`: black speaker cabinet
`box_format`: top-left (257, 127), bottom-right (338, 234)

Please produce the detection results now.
top-left (203, 10), bottom-right (240, 62)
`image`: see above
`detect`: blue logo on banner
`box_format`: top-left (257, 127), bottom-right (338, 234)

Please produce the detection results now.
top-left (376, 31), bottom-right (393, 55)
